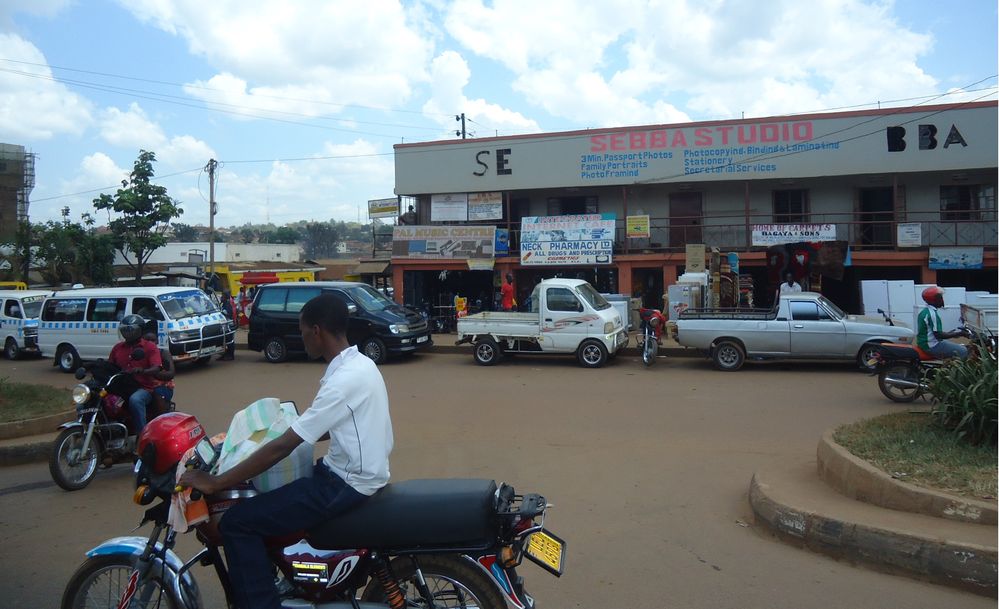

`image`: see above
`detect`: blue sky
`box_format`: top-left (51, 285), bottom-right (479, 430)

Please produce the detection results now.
top-left (2, 0), bottom-right (996, 228)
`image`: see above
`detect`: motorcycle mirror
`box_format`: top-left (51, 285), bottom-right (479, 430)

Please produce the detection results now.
top-left (131, 347), bottom-right (146, 361)
top-left (74, 367), bottom-right (87, 380)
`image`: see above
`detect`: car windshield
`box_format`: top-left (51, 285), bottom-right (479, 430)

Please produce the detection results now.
top-left (157, 290), bottom-right (218, 320)
top-left (818, 296), bottom-right (846, 320)
top-left (21, 297), bottom-right (44, 318)
top-left (575, 283), bottom-right (612, 311)
top-left (347, 285), bottom-right (393, 313)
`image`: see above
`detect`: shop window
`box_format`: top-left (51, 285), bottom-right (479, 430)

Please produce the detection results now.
top-left (940, 185), bottom-right (994, 221)
top-left (546, 287), bottom-right (583, 312)
top-left (546, 196), bottom-right (598, 216)
top-left (256, 288), bottom-right (288, 312)
top-left (773, 189), bottom-right (809, 223)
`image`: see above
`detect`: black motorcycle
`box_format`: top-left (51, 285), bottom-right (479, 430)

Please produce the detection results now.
top-left (48, 350), bottom-right (171, 490)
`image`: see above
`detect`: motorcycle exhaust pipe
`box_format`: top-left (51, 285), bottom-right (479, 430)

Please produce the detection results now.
top-left (883, 376), bottom-right (922, 389)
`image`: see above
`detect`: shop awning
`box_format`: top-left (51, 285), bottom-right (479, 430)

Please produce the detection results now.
top-left (353, 261), bottom-right (391, 275)
top-left (239, 272), bottom-right (281, 285)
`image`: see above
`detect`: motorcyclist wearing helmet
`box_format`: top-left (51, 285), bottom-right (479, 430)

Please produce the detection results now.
top-left (108, 314), bottom-right (163, 432)
top-left (917, 286), bottom-right (969, 360)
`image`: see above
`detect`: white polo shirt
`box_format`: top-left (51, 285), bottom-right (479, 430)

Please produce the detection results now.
top-left (291, 346), bottom-right (393, 496)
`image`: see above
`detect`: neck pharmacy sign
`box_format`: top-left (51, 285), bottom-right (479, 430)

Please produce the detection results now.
top-left (520, 214), bottom-right (616, 266)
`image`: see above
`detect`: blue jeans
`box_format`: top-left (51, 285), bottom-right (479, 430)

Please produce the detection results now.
top-left (219, 461), bottom-right (367, 609)
top-left (929, 340), bottom-right (969, 360)
top-left (127, 389), bottom-right (153, 432)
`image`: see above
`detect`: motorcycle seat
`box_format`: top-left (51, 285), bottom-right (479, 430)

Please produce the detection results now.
top-left (308, 478), bottom-right (498, 551)
top-left (878, 343), bottom-right (936, 362)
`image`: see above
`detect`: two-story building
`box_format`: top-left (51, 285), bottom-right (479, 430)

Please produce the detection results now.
top-left (389, 101), bottom-right (997, 313)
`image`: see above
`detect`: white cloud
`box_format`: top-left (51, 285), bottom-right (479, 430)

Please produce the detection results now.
top-left (121, 0), bottom-right (434, 113)
top-left (444, 0), bottom-right (942, 125)
top-left (0, 33), bottom-right (93, 139)
top-left (422, 51), bottom-right (540, 137)
top-left (99, 103), bottom-right (215, 169)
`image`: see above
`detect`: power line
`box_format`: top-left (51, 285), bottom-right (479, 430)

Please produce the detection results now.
top-left (0, 57), bottom-right (455, 118)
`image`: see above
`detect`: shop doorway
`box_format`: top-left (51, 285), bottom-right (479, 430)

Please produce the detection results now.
top-left (669, 192), bottom-right (702, 247)
top-left (631, 268), bottom-right (664, 309)
top-left (402, 270), bottom-right (496, 331)
top-left (858, 187), bottom-right (894, 248)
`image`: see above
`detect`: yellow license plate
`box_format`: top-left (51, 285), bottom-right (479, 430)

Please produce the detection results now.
top-left (525, 529), bottom-right (566, 576)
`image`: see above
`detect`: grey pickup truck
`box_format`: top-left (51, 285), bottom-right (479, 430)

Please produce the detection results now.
top-left (674, 292), bottom-right (914, 371)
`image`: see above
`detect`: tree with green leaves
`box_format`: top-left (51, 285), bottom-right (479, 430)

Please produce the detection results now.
top-left (93, 150), bottom-right (183, 285)
top-left (302, 222), bottom-right (341, 259)
top-left (171, 222), bottom-right (202, 241)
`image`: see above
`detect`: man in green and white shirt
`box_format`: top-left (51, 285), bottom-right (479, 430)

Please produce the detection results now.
top-left (917, 286), bottom-right (968, 360)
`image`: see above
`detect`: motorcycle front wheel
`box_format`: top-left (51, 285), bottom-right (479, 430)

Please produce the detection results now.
top-left (61, 555), bottom-right (178, 609)
top-left (361, 555), bottom-right (507, 609)
top-left (49, 427), bottom-right (100, 491)
top-left (642, 333), bottom-right (658, 366)
top-left (877, 363), bottom-right (922, 402)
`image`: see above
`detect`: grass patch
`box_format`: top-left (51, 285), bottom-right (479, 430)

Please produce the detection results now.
top-left (0, 377), bottom-right (71, 423)
top-left (834, 412), bottom-right (997, 500)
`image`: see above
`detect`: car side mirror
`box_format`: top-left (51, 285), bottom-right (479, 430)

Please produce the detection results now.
top-left (131, 347), bottom-right (146, 361)
top-left (347, 304), bottom-right (358, 315)
top-left (74, 368), bottom-right (87, 380)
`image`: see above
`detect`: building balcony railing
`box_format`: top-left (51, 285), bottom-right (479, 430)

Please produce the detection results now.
top-left (492, 211), bottom-right (997, 255)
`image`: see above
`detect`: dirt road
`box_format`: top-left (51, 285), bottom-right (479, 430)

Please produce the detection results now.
top-left (0, 352), bottom-right (990, 608)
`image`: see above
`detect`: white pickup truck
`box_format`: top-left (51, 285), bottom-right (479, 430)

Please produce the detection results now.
top-left (674, 292), bottom-right (914, 371)
top-left (456, 278), bottom-right (628, 367)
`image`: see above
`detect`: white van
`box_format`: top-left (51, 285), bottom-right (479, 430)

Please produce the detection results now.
top-left (37, 287), bottom-right (236, 372)
top-left (0, 289), bottom-right (52, 360)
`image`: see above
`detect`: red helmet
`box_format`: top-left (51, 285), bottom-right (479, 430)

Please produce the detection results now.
top-left (137, 413), bottom-right (206, 474)
top-left (921, 286), bottom-right (945, 307)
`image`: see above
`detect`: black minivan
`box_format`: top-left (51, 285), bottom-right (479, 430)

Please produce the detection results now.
top-left (247, 282), bottom-right (432, 364)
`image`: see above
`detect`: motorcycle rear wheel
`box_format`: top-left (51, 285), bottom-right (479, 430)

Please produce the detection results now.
top-left (49, 427), bottom-right (100, 491)
top-left (878, 363), bottom-right (922, 402)
top-left (360, 555), bottom-right (506, 609)
top-left (61, 555), bottom-right (178, 609)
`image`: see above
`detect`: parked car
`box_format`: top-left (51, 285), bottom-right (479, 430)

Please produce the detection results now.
top-left (0, 289), bottom-right (50, 359)
top-left (247, 282), bottom-right (431, 364)
top-left (456, 278), bottom-right (628, 368)
top-left (674, 292), bottom-right (914, 371)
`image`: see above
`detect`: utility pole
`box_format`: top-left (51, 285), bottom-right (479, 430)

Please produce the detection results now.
top-left (455, 113), bottom-right (466, 139)
top-left (206, 159), bottom-right (218, 286)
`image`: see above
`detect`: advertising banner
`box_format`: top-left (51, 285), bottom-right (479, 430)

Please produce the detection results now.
top-left (626, 215), bottom-right (650, 238)
top-left (520, 214), bottom-right (615, 266)
top-left (431, 193), bottom-right (468, 222)
top-left (685, 244), bottom-right (706, 272)
top-left (751, 223), bottom-right (836, 246)
top-left (494, 228), bottom-right (510, 255)
top-left (929, 247), bottom-right (984, 270)
top-left (896, 222), bottom-right (922, 247)
top-left (392, 225), bottom-right (495, 259)
top-left (468, 192), bottom-right (503, 221)
top-left (367, 197), bottom-right (399, 218)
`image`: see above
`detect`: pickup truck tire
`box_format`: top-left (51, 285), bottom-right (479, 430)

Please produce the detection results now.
top-left (577, 339), bottom-right (608, 368)
top-left (712, 340), bottom-right (745, 371)
top-left (473, 337), bottom-right (502, 366)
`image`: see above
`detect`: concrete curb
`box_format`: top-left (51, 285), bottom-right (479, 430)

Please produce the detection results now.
top-left (0, 439), bottom-right (51, 466)
top-left (0, 410), bottom-right (74, 440)
top-left (818, 430), bottom-right (998, 525)
top-left (749, 471), bottom-right (998, 595)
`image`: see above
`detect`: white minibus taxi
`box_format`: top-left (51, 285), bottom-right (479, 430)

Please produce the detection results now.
top-left (0, 289), bottom-right (51, 359)
top-left (36, 287), bottom-right (235, 372)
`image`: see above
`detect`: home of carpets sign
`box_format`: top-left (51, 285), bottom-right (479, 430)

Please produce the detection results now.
top-left (392, 225), bottom-right (496, 259)
top-left (520, 214), bottom-right (616, 265)
top-left (752, 223), bottom-right (836, 246)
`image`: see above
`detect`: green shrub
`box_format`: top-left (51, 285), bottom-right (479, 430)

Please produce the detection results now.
top-left (928, 337), bottom-right (998, 446)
